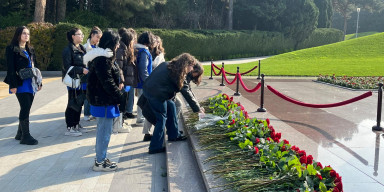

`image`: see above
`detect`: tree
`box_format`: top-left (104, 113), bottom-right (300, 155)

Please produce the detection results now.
top-left (228, 0), bottom-right (233, 30)
top-left (332, 0), bottom-right (355, 40)
top-left (57, 0), bottom-right (66, 22)
top-left (314, 0), bottom-right (333, 28)
top-left (34, 0), bottom-right (47, 22)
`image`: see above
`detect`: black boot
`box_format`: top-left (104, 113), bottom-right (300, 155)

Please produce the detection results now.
top-left (15, 123), bottom-right (22, 140)
top-left (20, 119), bottom-right (38, 145)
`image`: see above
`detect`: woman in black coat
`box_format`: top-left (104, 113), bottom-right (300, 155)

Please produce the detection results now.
top-left (3, 26), bottom-right (42, 145)
top-left (62, 28), bottom-right (88, 136)
top-left (142, 53), bottom-right (204, 154)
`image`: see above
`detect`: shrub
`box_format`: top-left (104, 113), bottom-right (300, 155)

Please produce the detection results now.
top-left (50, 23), bottom-right (90, 71)
top-left (0, 27), bottom-right (17, 70)
top-left (297, 28), bottom-right (343, 49)
top-left (27, 22), bottom-right (55, 70)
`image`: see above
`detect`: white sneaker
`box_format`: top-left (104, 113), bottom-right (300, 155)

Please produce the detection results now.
top-left (114, 123), bottom-right (132, 133)
top-left (65, 127), bottom-right (82, 136)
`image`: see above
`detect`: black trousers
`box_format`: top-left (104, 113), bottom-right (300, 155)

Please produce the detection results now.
top-left (65, 89), bottom-right (83, 127)
top-left (15, 92), bottom-right (34, 121)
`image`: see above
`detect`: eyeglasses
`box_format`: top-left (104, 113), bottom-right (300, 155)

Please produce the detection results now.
top-left (74, 33), bottom-right (84, 36)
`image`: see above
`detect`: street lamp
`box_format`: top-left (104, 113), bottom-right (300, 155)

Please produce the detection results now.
top-left (355, 8), bottom-right (361, 38)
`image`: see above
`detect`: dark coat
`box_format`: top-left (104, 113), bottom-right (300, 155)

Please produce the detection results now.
top-left (3, 45), bottom-right (38, 89)
top-left (116, 41), bottom-right (138, 87)
top-left (143, 62), bottom-right (201, 112)
top-left (62, 43), bottom-right (87, 83)
top-left (87, 56), bottom-right (127, 106)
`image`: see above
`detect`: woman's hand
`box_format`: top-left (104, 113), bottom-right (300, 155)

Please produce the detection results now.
top-left (119, 83), bottom-right (124, 90)
top-left (10, 88), bottom-right (17, 94)
top-left (83, 68), bottom-right (89, 75)
top-left (38, 86), bottom-right (42, 91)
top-left (199, 107), bottom-right (205, 114)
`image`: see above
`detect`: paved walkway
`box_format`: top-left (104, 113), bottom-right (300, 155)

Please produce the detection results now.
top-left (0, 78), bottom-right (167, 192)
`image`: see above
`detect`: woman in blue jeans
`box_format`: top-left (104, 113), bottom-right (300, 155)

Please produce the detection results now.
top-left (85, 30), bottom-right (127, 171)
top-left (143, 53), bottom-right (205, 154)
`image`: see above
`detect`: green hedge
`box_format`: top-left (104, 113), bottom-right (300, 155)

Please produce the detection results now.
top-left (0, 23), bottom-right (342, 71)
top-left (297, 28), bottom-right (344, 49)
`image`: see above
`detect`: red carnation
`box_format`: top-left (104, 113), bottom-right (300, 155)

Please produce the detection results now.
top-left (266, 137), bottom-right (271, 142)
top-left (244, 111), bottom-right (249, 119)
top-left (300, 155), bottom-right (307, 164)
top-left (332, 188), bottom-right (340, 192)
top-left (307, 155), bottom-right (314, 164)
top-left (254, 146), bottom-right (259, 154)
top-left (316, 174), bottom-right (323, 180)
top-left (276, 132), bottom-right (281, 139)
top-left (273, 137), bottom-right (280, 143)
top-left (330, 170), bottom-right (337, 178)
top-left (291, 145), bottom-right (300, 152)
top-left (255, 138), bottom-right (260, 144)
top-left (229, 96), bottom-right (233, 102)
top-left (335, 182), bottom-right (343, 191)
top-left (298, 150), bottom-right (306, 157)
top-left (268, 125), bottom-right (274, 130)
top-left (229, 119), bottom-right (235, 125)
top-left (283, 139), bottom-right (289, 144)
top-left (270, 131), bottom-right (276, 138)
top-left (266, 118), bottom-right (270, 125)
top-left (223, 94), bottom-right (229, 100)
top-left (281, 145), bottom-right (286, 151)
top-left (316, 162), bottom-right (323, 169)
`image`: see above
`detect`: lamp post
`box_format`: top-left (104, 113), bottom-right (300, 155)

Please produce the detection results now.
top-left (355, 8), bottom-right (361, 38)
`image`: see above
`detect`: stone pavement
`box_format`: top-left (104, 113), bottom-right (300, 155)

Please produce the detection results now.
top-left (0, 78), bottom-right (168, 192)
top-left (192, 76), bottom-right (384, 192)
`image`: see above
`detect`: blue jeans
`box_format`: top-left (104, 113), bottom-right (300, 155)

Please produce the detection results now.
top-left (95, 117), bottom-right (113, 163)
top-left (145, 93), bottom-right (180, 151)
top-left (125, 87), bottom-right (134, 113)
top-left (83, 99), bottom-right (91, 116)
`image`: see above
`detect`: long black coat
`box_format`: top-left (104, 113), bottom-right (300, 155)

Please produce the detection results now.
top-left (87, 56), bottom-right (127, 106)
top-left (3, 45), bottom-right (38, 89)
top-left (62, 43), bottom-right (87, 83)
top-left (115, 41), bottom-right (138, 87)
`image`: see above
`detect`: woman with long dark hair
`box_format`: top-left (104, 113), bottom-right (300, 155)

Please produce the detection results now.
top-left (4, 26), bottom-right (42, 145)
top-left (142, 53), bottom-right (204, 154)
top-left (85, 30), bottom-right (127, 171)
top-left (62, 27), bottom-right (87, 136)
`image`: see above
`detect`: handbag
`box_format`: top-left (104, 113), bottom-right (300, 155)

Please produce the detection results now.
top-left (18, 68), bottom-right (36, 80)
top-left (63, 66), bottom-right (80, 88)
top-left (68, 89), bottom-right (86, 112)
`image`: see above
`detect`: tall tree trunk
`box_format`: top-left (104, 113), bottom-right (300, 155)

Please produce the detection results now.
top-left (46, 0), bottom-right (57, 23)
top-left (79, 0), bottom-right (84, 10)
top-left (87, 0), bottom-right (92, 11)
top-left (228, 0), bottom-right (233, 30)
top-left (34, 0), bottom-right (47, 22)
top-left (25, 0), bottom-right (31, 17)
top-left (57, 0), bottom-right (66, 22)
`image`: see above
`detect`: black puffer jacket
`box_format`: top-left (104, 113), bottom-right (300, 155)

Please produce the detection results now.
top-left (116, 41), bottom-right (138, 87)
top-left (3, 45), bottom-right (38, 89)
top-left (143, 62), bottom-right (201, 112)
top-left (62, 43), bottom-right (87, 83)
top-left (87, 55), bottom-right (127, 106)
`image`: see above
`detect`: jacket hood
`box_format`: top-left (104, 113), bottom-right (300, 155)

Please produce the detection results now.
top-left (134, 43), bottom-right (148, 49)
top-left (83, 47), bottom-right (113, 65)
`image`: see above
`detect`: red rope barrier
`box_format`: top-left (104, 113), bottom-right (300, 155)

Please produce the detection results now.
top-left (212, 63), bottom-right (221, 70)
top-left (240, 65), bottom-right (258, 75)
top-left (267, 85), bottom-right (373, 108)
top-left (223, 71), bottom-right (237, 85)
top-left (212, 65), bottom-right (222, 76)
top-left (238, 74), bottom-right (262, 93)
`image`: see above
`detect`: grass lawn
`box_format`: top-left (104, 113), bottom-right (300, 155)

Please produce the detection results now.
top-left (345, 31), bottom-right (379, 40)
top-left (204, 32), bottom-right (384, 77)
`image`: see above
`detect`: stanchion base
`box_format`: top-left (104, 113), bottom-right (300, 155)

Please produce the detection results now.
top-left (209, 77), bottom-right (213, 79)
top-left (220, 84), bottom-right (225, 86)
top-left (234, 93), bottom-right (241, 96)
top-left (257, 108), bottom-right (267, 112)
top-left (372, 125), bottom-right (384, 131)
top-left (257, 77), bottom-right (261, 80)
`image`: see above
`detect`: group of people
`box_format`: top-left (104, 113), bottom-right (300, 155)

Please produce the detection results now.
top-left (4, 26), bottom-right (205, 172)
